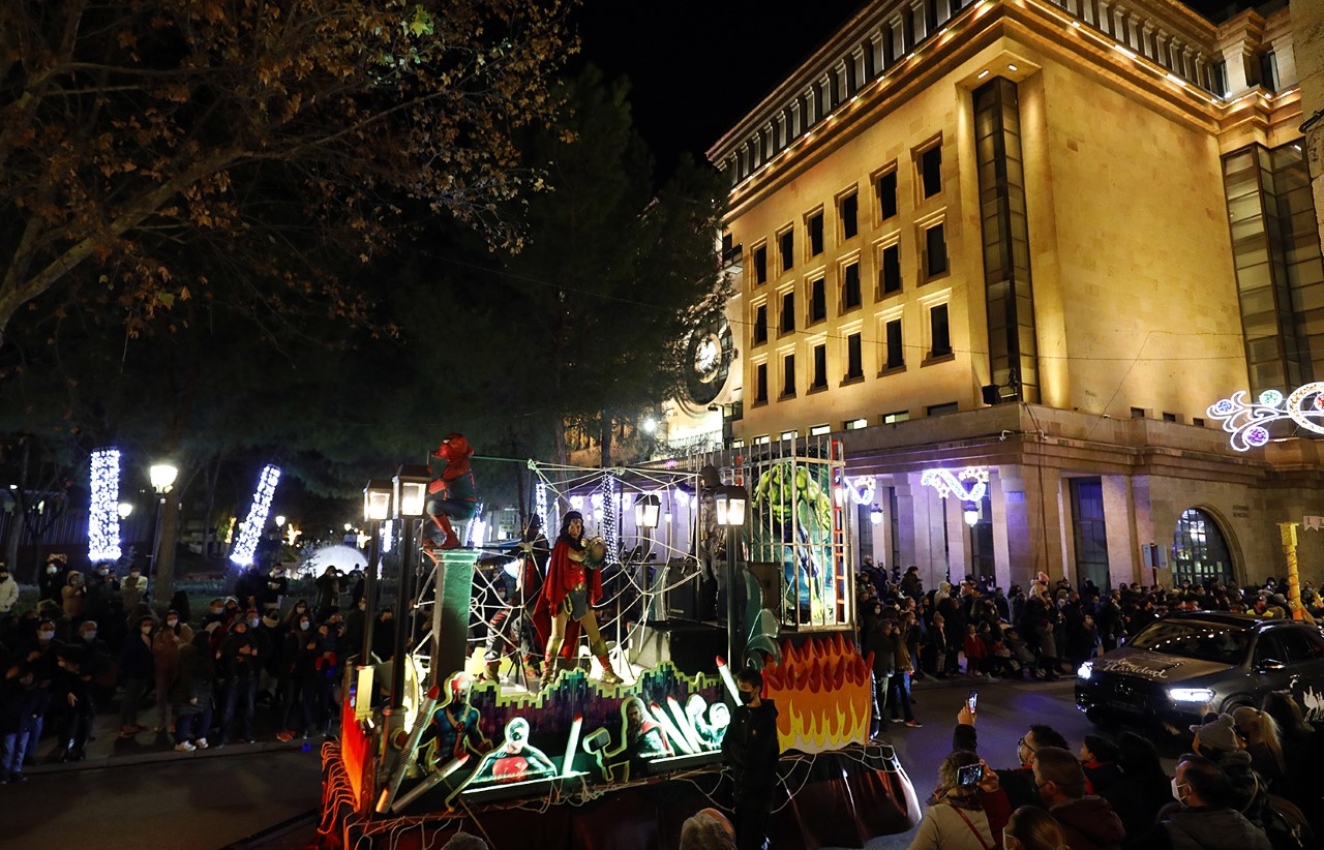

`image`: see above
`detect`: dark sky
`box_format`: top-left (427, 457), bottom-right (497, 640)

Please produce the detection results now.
top-left (573, 0), bottom-right (1263, 179)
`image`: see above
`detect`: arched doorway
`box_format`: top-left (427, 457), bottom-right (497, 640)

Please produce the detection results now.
top-left (1171, 508), bottom-right (1234, 585)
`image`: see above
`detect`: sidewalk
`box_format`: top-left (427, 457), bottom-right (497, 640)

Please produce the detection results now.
top-left (20, 692), bottom-right (317, 776)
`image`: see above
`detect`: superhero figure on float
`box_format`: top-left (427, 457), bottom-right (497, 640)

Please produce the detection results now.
top-left (540, 511), bottom-right (625, 686)
top-left (424, 433), bottom-right (477, 552)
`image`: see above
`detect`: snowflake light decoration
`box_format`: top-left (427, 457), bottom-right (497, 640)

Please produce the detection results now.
top-left (919, 466), bottom-right (990, 501)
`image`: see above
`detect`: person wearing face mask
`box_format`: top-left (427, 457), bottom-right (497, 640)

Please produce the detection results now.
top-left (1141, 754), bottom-right (1271, 850)
top-left (118, 615), bottom-right (157, 738)
top-left (276, 613), bottom-right (318, 742)
top-left (0, 660), bottom-right (42, 783)
top-left (721, 668), bottom-right (781, 850)
top-left (283, 599), bottom-right (312, 633)
top-left (16, 618), bottom-right (60, 761)
top-left (151, 610), bottom-right (194, 734)
top-left (864, 602), bottom-right (896, 739)
top-left (256, 609), bottom-right (285, 707)
top-left (38, 554), bottom-right (67, 606)
top-left (75, 620), bottom-right (115, 703)
top-left (260, 566), bottom-right (288, 615)
top-left (61, 569), bottom-right (87, 626)
top-left (0, 564), bottom-right (17, 616)
top-left (53, 644), bottom-right (96, 761)
top-left (121, 565), bottom-right (149, 617)
top-left (218, 618), bottom-right (260, 745)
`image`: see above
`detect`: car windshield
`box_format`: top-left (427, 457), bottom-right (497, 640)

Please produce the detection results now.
top-left (1126, 620), bottom-right (1250, 665)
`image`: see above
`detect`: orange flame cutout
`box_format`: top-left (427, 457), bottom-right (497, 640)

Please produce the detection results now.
top-left (763, 633), bottom-right (872, 753)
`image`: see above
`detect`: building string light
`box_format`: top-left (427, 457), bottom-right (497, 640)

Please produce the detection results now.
top-left (88, 448), bottom-right (122, 563)
top-left (230, 464), bottom-right (281, 567)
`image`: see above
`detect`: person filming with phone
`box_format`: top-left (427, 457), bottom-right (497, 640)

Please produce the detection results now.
top-left (907, 750), bottom-right (998, 850)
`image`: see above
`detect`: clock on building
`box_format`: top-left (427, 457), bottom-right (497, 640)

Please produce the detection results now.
top-left (684, 318), bottom-right (733, 406)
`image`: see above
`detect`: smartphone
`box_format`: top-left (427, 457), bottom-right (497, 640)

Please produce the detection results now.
top-left (957, 763), bottom-right (984, 787)
top-left (967, 690), bottom-right (978, 713)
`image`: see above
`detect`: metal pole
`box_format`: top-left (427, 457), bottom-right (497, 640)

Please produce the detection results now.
top-left (726, 525), bottom-right (741, 667)
top-left (390, 519), bottom-right (416, 710)
top-left (360, 520), bottom-right (380, 663)
top-left (1279, 521), bottom-right (1303, 620)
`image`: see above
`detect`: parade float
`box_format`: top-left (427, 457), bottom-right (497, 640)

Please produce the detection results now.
top-left (317, 436), bottom-right (917, 849)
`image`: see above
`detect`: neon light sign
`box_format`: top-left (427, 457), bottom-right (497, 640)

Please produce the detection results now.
top-left (1207, 383), bottom-right (1324, 451)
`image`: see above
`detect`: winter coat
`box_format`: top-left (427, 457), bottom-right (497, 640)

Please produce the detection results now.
top-left (171, 642), bottom-right (215, 716)
top-left (120, 633), bottom-right (156, 680)
top-left (865, 624), bottom-right (898, 677)
top-left (152, 624), bottom-right (195, 679)
top-left (0, 576), bottom-right (18, 614)
top-left (1149, 806), bottom-right (1272, 850)
top-left (1083, 760), bottom-right (1125, 796)
top-left (1051, 795), bottom-right (1126, 850)
top-left (722, 699), bottom-right (780, 797)
top-left (1105, 770), bottom-right (1171, 846)
top-left (906, 800), bottom-right (995, 850)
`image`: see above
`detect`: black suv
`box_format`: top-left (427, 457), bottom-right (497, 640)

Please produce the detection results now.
top-left (1076, 611), bottom-right (1324, 727)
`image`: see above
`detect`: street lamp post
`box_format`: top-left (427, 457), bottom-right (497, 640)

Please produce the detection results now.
top-left (147, 462), bottom-right (177, 573)
top-left (715, 483), bottom-right (749, 668)
top-left (361, 480), bottom-right (392, 664)
top-left (388, 466), bottom-right (430, 710)
top-left (963, 501), bottom-right (980, 581)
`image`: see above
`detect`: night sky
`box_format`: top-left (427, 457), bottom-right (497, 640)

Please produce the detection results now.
top-left (574, 0), bottom-right (1263, 179)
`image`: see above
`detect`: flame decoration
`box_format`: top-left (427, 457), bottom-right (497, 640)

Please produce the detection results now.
top-left (763, 634), bottom-right (872, 754)
top-left (1207, 383), bottom-right (1324, 452)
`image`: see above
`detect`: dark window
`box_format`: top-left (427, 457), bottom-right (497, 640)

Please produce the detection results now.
top-left (877, 171), bottom-right (898, 219)
top-left (927, 402), bottom-right (959, 416)
top-left (846, 333), bottom-right (863, 379)
top-left (1211, 60), bottom-right (1227, 96)
top-left (885, 319), bottom-right (904, 370)
top-left (920, 145), bottom-right (943, 197)
top-left (753, 304), bottom-right (768, 345)
top-left (926, 0), bottom-right (939, 33)
top-left (925, 223), bottom-right (948, 277)
top-left (779, 230), bottom-right (794, 272)
top-left (809, 278), bottom-right (826, 323)
top-left (1162, 412), bottom-right (1178, 422)
top-left (782, 354), bottom-right (796, 397)
top-left (841, 193), bottom-right (859, 239)
top-left (781, 291), bottom-right (795, 333)
top-left (929, 304), bottom-right (951, 357)
top-left (1130, 407), bottom-right (1145, 418)
top-left (1273, 628), bottom-right (1324, 664)
top-left (1260, 51), bottom-right (1279, 91)
top-left (902, 7), bottom-right (915, 50)
top-left (754, 363), bottom-right (768, 403)
top-left (882, 25), bottom-right (895, 66)
top-left (808, 212), bottom-right (824, 257)
top-left (881, 244), bottom-right (901, 294)
top-left (1193, 417), bottom-right (1206, 427)
top-left (811, 344), bottom-right (827, 389)
top-left (842, 263), bottom-right (861, 310)
top-left (753, 245), bottom-right (768, 284)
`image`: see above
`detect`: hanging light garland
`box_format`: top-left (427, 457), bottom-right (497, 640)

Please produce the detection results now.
top-left (1207, 383), bottom-right (1324, 451)
top-left (88, 448), bottom-right (122, 563)
top-left (834, 474), bottom-right (876, 506)
top-left (919, 466), bottom-right (989, 501)
top-left (230, 464), bottom-right (281, 567)
top-left (535, 479), bottom-right (550, 543)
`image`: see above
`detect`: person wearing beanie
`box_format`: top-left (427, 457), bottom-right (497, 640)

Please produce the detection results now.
top-left (1190, 714), bottom-right (1267, 828)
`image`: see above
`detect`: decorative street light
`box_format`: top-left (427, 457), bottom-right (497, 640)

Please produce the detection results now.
top-left (389, 465), bottom-right (431, 709)
top-left (148, 462), bottom-right (178, 573)
top-left (118, 502), bottom-right (134, 520)
top-left (869, 505), bottom-right (884, 525)
top-left (634, 494), bottom-right (661, 530)
top-left (360, 479), bottom-right (393, 664)
top-left (715, 483), bottom-right (749, 668)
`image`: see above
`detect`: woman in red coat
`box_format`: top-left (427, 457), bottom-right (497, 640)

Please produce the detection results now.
top-left (541, 511), bottom-right (623, 685)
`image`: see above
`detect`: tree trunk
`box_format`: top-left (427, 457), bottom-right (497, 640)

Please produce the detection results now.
top-left (154, 493), bottom-right (182, 610)
top-left (3, 439), bottom-right (28, 580)
top-left (599, 413), bottom-right (613, 469)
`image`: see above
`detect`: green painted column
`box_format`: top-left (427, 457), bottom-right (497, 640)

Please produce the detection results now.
top-left (430, 549), bottom-right (480, 685)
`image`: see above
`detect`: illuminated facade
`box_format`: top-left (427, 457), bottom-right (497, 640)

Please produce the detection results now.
top-left (708, 0), bottom-right (1324, 590)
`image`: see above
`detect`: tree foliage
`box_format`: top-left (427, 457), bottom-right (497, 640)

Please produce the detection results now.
top-left (0, 0), bottom-right (577, 340)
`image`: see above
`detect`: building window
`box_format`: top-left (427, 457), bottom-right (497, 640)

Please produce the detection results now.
top-left (781, 430), bottom-right (797, 441)
top-left (842, 262), bottom-right (861, 311)
top-left (845, 332), bottom-right (863, 380)
top-left (811, 343), bottom-right (827, 389)
top-left (920, 144), bottom-right (943, 198)
top-left (809, 277), bottom-right (826, 324)
top-left (876, 169), bottom-right (898, 220)
top-left (883, 410), bottom-right (909, 424)
top-left (885, 319), bottom-right (904, 370)
top-left (753, 304), bottom-right (768, 345)
top-left (753, 245), bottom-right (768, 285)
top-left (780, 290), bottom-right (795, 334)
top-left (880, 243), bottom-right (901, 295)
top-left (845, 418), bottom-right (869, 430)
top-left (1193, 417), bottom-right (1206, 428)
top-left (779, 229), bottom-right (794, 272)
top-left (927, 401), bottom-right (958, 416)
top-left (1130, 407), bottom-right (1145, 418)
top-left (840, 192), bottom-right (859, 239)
top-left (1162, 412), bottom-right (1178, 422)
top-left (808, 211), bottom-right (824, 257)
top-left (1260, 51), bottom-right (1279, 91)
top-left (923, 222), bottom-right (948, 278)
top-left (810, 424), bottom-right (831, 436)
top-left (753, 434), bottom-right (771, 445)
top-left (782, 353), bottom-right (796, 397)
top-left (928, 303), bottom-right (951, 358)
top-left (754, 363), bottom-right (768, 404)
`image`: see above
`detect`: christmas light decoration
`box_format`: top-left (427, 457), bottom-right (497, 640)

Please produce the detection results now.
top-left (834, 474), bottom-right (876, 506)
top-left (1207, 383), bottom-right (1324, 451)
top-left (535, 480), bottom-right (549, 543)
top-left (230, 464), bottom-right (281, 566)
top-left (919, 466), bottom-right (989, 501)
top-left (88, 449), bottom-right (122, 563)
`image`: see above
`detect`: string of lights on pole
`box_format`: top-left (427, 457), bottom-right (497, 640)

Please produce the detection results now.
top-left (88, 448), bottom-right (122, 563)
top-left (230, 464), bottom-right (282, 567)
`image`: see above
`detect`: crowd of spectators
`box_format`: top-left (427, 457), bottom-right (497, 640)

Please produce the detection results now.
top-left (906, 693), bottom-right (1320, 850)
top-left (0, 555), bottom-right (389, 782)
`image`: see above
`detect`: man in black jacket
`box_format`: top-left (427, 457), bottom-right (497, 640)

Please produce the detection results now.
top-left (722, 668), bottom-right (781, 850)
top-left (953, 704), bottom-right (1069, 810)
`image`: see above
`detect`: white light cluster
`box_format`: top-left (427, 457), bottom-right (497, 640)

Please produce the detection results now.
top-left (1207, 382), bottom-right (1324, 451)
top-left (919, 466), bottom-right (990, 501)
top-left (535, 480), bottom-right (549, 544)
top-left (88, 448), bottom-right (122, 563)
top-left (230, 465), bottom-right (281, 567)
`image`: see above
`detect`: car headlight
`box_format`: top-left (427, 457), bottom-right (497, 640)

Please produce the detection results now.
top-left (1077, 660), bottom-right (1093, 681)
top-left (1167, 687), bottom-right (1214, 703)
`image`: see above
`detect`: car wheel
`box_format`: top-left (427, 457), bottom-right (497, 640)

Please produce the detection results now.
top-left (1218, 694), bottom-right (1254, 715)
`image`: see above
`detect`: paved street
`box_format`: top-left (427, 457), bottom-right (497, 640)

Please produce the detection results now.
top-left (1, 675), bottom-right (1099, 850)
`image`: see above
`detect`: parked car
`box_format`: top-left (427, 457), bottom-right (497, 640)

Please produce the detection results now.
top-left (1076, 610), bottom-right (1324, 728)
